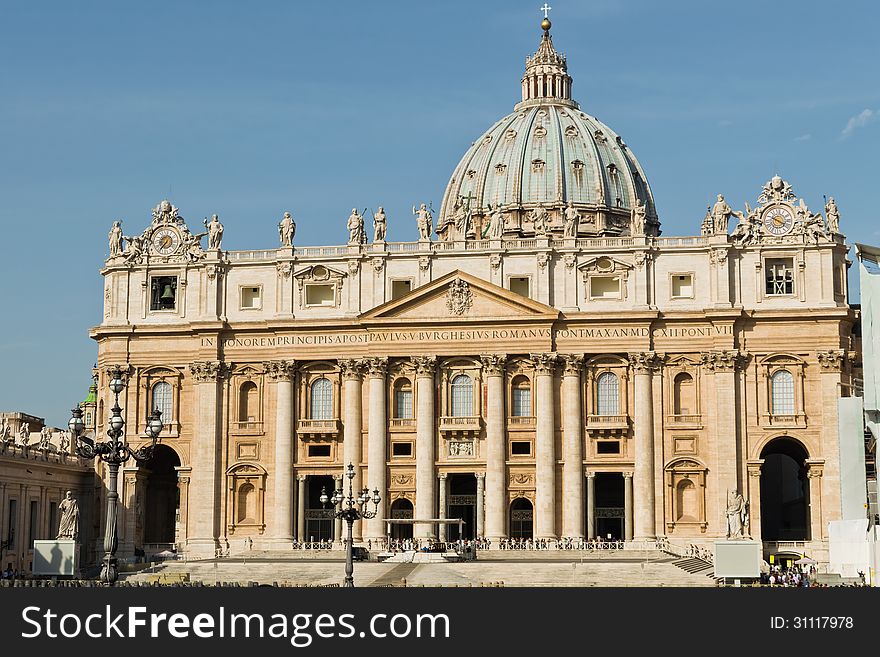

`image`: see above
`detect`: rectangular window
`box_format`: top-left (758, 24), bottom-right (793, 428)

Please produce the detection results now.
top-left (305, 284), bottom-right (336, 306)
top-left (150, 276), bottom-right (178, 310)
top-left (308, 444), bottom-right (331, 458)
top-left (391, 279), bottom-right (412, 300)
top-left (509, 277), bottom-right (530, 298)
top-left (511, 441), bottom-right (532, 456)
top-left (596, 440), bottom-right (621, 454)
top-left (240, 286), bottom-right (262, 310)
top-left (511, 387), bottom-right (532, 417)
top-left (28, 501), bottom-right (39, 545)
top-left (671, 274), bottom-right (694, 298)
top-left (590, 276), bottom-right (621, 299)
top-left (49, 502), bottom-right (58, 539)
top-left (765, 258), bottom-right (794, 296)
top-left (392, 442), bottom-right (413, 457)
top-left (395, 389), bottom-right (413, 419)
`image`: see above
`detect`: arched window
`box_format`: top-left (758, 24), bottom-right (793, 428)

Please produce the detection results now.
top-left (238, 381), bottom-right (258, 423)
top-left (596, 372), bottom-right (619, 416)
top-left (771, 370), bottom-right (795, 415)
top-left (451, 374), bottom-right (473, 417)
top-left (394, 379), bottom-right (413, 419)
top-left (310, 378), bottom-right (333, 420)
top-left (673, 372), bottom-right (695, 415)
top-left (237, 483), bottom-right (255, 523)
top-left (511, 376), bottom-right (532, 417)
top-left (151, 381), bottom-right (172, 421)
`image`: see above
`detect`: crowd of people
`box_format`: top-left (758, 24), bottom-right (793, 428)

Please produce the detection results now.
top-left (758, 565), bottom-right (868, 587)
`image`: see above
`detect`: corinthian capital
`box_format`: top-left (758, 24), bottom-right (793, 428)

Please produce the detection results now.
top-left (338, 358), bottom-right (365, 380)
top-left (700, 350), bottom-right (747, 372)
top-left (411, 355), bottom-right (437, 377)
top-left (559, 354), bottom-right (584, 376)
top-left (189, 360), bottom-right (227, 382)
top-left (365, 357), bottom-right (389, 378)
top-left (480, 354), bottom-right (507, 376)
top-left (530, 352), bottom-right (558, 375)
top-left (816, 349), bottom-right (845, 371)
top-left (264, 360), bottom-right (296, 381)
top-left (628, 351), bottom-right (663, 373)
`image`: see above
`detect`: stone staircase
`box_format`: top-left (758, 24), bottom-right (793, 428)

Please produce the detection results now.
top-left (671, 557), bottom-right (715, 578)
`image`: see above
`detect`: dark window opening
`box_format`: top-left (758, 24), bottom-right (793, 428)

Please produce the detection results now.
top-left (308, 444), bottom-right (331, 458)
top-left (150, 276), bottom-right (178, 310)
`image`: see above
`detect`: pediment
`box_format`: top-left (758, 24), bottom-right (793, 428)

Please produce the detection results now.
top-left (578, 255), bottom-right (633, 274)
top-left (292, 264), bottom-right (347, 282)
top-left (361, 270), bottom-right (559, 322)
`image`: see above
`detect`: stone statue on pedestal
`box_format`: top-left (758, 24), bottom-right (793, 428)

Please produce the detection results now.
top-left (712, 195), bottom-right (744, 235)
top-left (108, 221), bottom-right (124, 256)
top-left (17, 422), bottom-right (30, 447)
top-left (206, 214), bottom-right (224, 250)
top-left (563, 201), bottom-right (579, 238)
top-left (57, 491), bottom-right (80, 540)
top-left (413, 203), bottom-right (432, 241)
top-left (825, 197), bottom-right (840, 233)
top-left (373, 207), bottom-right (387, 242)
top-left (631, 199), bottom-right (647, 236)
top-left (279, 211), bottom-right (296, 246)
top-left (725, 489), bottom-right (749, 539)
top-left (483, 204), bottom-right (506, 239)
top-left (0, 418), bottom-right (11, 444)
top-left (347, 208), bottom-right (366, 245)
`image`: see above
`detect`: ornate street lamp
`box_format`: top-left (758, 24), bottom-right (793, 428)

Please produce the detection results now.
top-left (321, 462), bottom-right (380, 587)
top-left (69, 367), bottom-right (163, 584)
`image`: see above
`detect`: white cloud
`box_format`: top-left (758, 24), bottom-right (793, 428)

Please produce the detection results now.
top-left (841, 109), bottom-right (877, 139)
top-left (794, 133), bottom-right (812, 142)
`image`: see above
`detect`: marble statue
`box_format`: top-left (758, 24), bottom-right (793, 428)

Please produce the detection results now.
top-left (123, 234), bottom-right (145, 263)
top-left (17, 422), bottom-right (30, 447)
top-left (0, 418), bottom-right (11, 444)
top-left (825, 197), bottom-right (840, 233)
top-left (631, 199), bottom-right (647, 236)
top-left (530, 205), bottom-right (549, 235)
top-left (456, 196), bottom-right (475, 239)
top-left (712, 195), bottom-right (743, 235)
top-left (39, 426), bottom-right (52, 449)
top-left (56, 491), bottom-right (80, 540)
top-left (279, 211), bottom-right (296, 246)
top-left (731, 204), bottom-right (761, 247)
top-left (108, 221), bottom-right (124, 256)
top-left (563, 201), bottom-right (579, 238)
top-left (483, 204), bottom-right (506, 239)
top-left (183, 229), bottom-right (208, 263)
top-left (413, 203), bottom-right (432, 241)
top-left (347, 208), bottom-right (366, 245)
top-left (206, 214), bottom-right (224, 250)
top-left (373, 207), bottom-right (387, 242)
top-left (59, 430), bottom-right (70, 453)
top-left (725, 489), bottom-right (748, 539)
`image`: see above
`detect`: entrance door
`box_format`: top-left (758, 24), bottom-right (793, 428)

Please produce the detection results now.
top-left (593, 472), bottom-right (624, 540)
top-left (390, 499), bottom-right (414, 540)
top-left (142, 445), bottom-right (181, 546)
top-left (305, 475), bottom-right (335, 541)
top-left (447, 474), bottom-right (476, 540)
top-left (509, 498), bottom-right (534, 539)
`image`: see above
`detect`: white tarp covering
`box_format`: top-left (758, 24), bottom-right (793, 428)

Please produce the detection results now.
top-left (838, 397), bottom-right (868, 520)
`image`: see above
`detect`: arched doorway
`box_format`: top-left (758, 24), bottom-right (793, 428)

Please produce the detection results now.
top-left (760, 437), bottom-right (810, 541)
top-left (509, 498), bottom-right (533, 539)
top-left (142, 445), bottom-right (180, 545)
top-left (389, 499), bottom-right (414, 540)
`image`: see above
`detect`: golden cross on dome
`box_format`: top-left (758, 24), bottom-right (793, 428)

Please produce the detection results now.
top-left (541, 3), bottom-right (552, 19)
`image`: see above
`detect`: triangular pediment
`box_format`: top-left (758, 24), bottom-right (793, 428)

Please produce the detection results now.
top-left (361, 270), bottom-right (559, 322)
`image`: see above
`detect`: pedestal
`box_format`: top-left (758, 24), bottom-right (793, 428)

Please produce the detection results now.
top-left (33, 540), bottom-right (80, 576)
top-left (714, 539), bottom-right (761, 579)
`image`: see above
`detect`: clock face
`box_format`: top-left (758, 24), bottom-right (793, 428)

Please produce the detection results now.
top-left (762, 205), bottom-right (794, 236)
top-left (152, 227), bottom-right (181, 255)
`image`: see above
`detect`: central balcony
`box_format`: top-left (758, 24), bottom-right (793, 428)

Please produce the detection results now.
top-left (297, 418), bottom-right (341, 440)
top-left (586, 414), bottom-right (630, 435)
top-left (439, 415), bottom-right (482, 438)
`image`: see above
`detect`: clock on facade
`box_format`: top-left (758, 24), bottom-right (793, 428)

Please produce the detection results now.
top-left (762, 205), bottom-right (794, 236)
top-left (151, 227), bottom-right (181, 255)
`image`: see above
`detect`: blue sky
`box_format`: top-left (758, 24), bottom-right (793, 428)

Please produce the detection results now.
top-left (1, 0), bottom-right (879, 426)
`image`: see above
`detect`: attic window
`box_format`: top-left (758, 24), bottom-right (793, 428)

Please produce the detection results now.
top-left (590, 276), bottom-right (622, 300)
top-left (495, 163), bottom-right (507, 175)
top-left (466, 169), bottom-right (476, 179)
top-left (531, 159), bottom-right (546, 173)
top-left (506, 129), bottom-right (517, 140)
top-left (564, 125), bottom-right (579, 137)
top-left (305, 284), bottom-right (335, 307)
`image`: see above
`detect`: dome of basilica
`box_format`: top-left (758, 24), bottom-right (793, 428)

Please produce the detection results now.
top-left (437, 19), bottom-right (659, 240)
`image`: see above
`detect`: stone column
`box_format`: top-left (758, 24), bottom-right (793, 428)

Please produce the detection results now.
top-left (296, 474), bottom-right (306, 542)
top-left (702, 350), bottom-right (744, 535)
top-left (629, 352), bottom-right (661, 541)
top-left (586, 471), bottom-right (596, 540)
top-left (339, 359), bottom-right (365, 541)
top-left (476, 472), bottom-right (485, 538)
top-left (365, 358), bottom-right (388, 541)
top-left (187, 361), bottom-right (226, 557)
top-left (175, 469), bottom-right (190, 547)
top-left (333, 474), bottom-right (344, 544)
top-left (481, 355), bottom-right (507, 542)
top-left (413, 356), bottom-right (437, 539)
top-left (806, 461), bottom-right (825, 540)
top-left (623, 471), bottom-right (634, 541)
top-left (266, 360), bottom-right (296, 547)
top-left (438, 473), bottom-right (447, 541)
top-left (746, 460), bottom-right (763, 541)
top-left (561, 355), bottom-right (585, 539)
top-left (532, 353), bottom-right (558, 539)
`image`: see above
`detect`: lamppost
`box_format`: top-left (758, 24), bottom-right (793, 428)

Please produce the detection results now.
top-left (321, 462), bottom-right (380, 587)
top-left (68, 367), bottom-right (163, 584)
